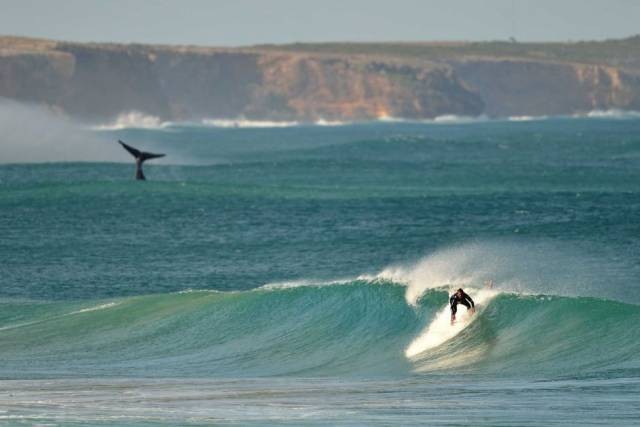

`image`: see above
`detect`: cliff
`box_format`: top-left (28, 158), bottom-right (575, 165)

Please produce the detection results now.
top-left (2, 36), bottom-right (640, 121)
top-left (451, 58), bottom-right (640, 116)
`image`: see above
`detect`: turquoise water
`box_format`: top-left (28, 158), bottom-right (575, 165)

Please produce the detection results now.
top-left (1, 118), bottom-right (640, 425)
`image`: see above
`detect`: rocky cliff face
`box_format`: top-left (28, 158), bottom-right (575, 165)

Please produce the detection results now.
top-left (1, 36), bottom-right (640, 122)
top-left (450, 58), bottom-right (640, 116)
top-left (249, 55), bottom-right (483, 120)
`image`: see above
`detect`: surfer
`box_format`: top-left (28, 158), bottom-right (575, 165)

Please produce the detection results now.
top-left (118, 140), bottom-right (165, 180)
top-left (450, 288), bottom-right (475, 323)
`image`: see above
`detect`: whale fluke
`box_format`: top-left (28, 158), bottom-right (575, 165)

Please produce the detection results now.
top-left (118, 140), bottom-right (165, 180)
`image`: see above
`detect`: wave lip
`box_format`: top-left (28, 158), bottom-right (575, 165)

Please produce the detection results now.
top-left (259, 277), bottom-right (357, 290)
top-left (68, 302), bottom-right (120, 315)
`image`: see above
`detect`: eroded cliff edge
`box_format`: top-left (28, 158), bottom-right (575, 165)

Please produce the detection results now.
top-left (2, 36), bottom-right (640, 122)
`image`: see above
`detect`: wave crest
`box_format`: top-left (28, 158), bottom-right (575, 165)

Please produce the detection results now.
top-left (201, 118), bottom-right (299, 128)
top-left (92, 111), bottom-right (171, 130)
top-left (375, 240), bottom-right (627, 307)
top-left (583, 109), bottom-right (640, 119)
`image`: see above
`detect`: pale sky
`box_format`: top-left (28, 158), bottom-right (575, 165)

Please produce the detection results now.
top-left (1, 0), bottom-right (639, 46)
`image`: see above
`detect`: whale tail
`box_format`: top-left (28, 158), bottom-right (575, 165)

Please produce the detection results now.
top-left (118, 140), bottom-right (165, 180)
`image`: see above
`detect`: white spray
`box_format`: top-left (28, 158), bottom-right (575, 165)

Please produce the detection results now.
top-left (0, 98), bottom-right (120, 163)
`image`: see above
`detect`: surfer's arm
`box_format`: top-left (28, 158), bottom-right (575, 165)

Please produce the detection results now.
top-left (465, 295), bottom-right (475, 308)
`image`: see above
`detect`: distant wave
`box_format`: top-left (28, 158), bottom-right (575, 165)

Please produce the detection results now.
top-left (507, 115), bottom-right (548, 121)
top-left (89, 109), bottom-right (640, 131)
top-left (503, 110), bottom-right (640, 121)
top-left (314, 118), bottom-right (350, 126)
top-left (92, 111), bottom-right (172, 130)
top-left (378, 111), bottom-right (640, 124)
top-left (94, 115), bottom-right (352, 130)
top-left (377, 114), bottom-right (489, 124)
top-left (580, 109), bottom-right (640, 119)
top-left (431, 114), bottom-right (488, 123)
top-left (201, 118), bottom-right (300, 128)
top-left (428, 110), bottom-right (640, 122)
top-left (201, 118), bottom-right (351, 128)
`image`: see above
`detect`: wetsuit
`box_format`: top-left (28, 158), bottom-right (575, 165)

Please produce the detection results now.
top-left (450, 291), bottom-right (475, 316)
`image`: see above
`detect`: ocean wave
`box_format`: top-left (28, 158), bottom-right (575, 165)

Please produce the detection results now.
top-left (1, 240), bottom-right (631, 378)
top-left (579, 109), bottom-right (640, 119)
top-left (375, 241), bottom-right (618, 307)
top-left (259, 277), bottom-right (357, 290)
top-left (92, 111), bottom-right (172, 130)
top-left (0, 281), bottom-right (637, 379)
top-left (409, 292), bottom-right (640, 373)
top-left (201, 118), bottom-right (300, 128)
top-left (432, 114), bottom-right (488, 123)
top-left (507, 115), bottom-right (548, 121)
top-left (376, 114), bottom-right (489, 125)
top-left (87, 109), bottom-right (640, 131)
top-left (314, 118), bottom-right (350, 126)
top-left (200, 117), bottom-right (350, 128)
top-left (68, 302), bottom-right (120, 315)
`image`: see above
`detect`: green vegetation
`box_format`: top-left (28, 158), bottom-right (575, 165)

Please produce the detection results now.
top-left (4, 34), bottom-right (640, 70)
top-left (252, 36), bottom-right (640, 69)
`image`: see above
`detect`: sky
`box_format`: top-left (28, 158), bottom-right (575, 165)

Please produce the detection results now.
top-left (1, 0), bottom-right (639, 46)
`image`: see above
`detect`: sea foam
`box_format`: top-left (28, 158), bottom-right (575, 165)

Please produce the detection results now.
top-left (583, 109), bottom-right (640, 119)
top-left (201, 118), bottom-right (299, 128)
top-left (92, 111), bottom-right (171, 130)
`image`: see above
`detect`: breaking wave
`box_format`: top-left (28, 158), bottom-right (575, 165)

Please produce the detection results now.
top-left (507, 115), bottom-right (549, 121)
top-left (200, 118), bottom-right (350, 128)
top-left (88, 109), bottom-right (640, 131)
top-left (376, 114), bottom-right (488, 124)
top-left (1, 241), bottom-right (637, 379)
top-left (91, 111), bottom-right (172, 130)
top-left (0, 284), bottom-right (637, 379)
top-left (93, 115), bottom-right (351, 130)
top-left (579, 109), bottom-right (640, 119)
top-left (201, 118), bottom-right (300, 128)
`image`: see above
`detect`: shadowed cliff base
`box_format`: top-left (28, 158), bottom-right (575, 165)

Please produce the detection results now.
top-left (1, 35), bottom-right (640, 122)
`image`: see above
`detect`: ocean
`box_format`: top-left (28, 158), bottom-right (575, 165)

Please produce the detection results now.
top-left (1, 115), bottom-right (639, 425)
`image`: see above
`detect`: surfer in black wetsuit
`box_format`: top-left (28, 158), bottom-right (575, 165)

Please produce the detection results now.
top-left (450, 288), bottom-right (475, 323)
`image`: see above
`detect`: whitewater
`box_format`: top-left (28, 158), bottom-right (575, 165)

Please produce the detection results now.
top-left (1, 113), bottom-right (639, 425)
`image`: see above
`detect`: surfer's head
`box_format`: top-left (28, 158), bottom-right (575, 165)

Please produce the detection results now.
top-left (456, 288), bottom-right (464, 295)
